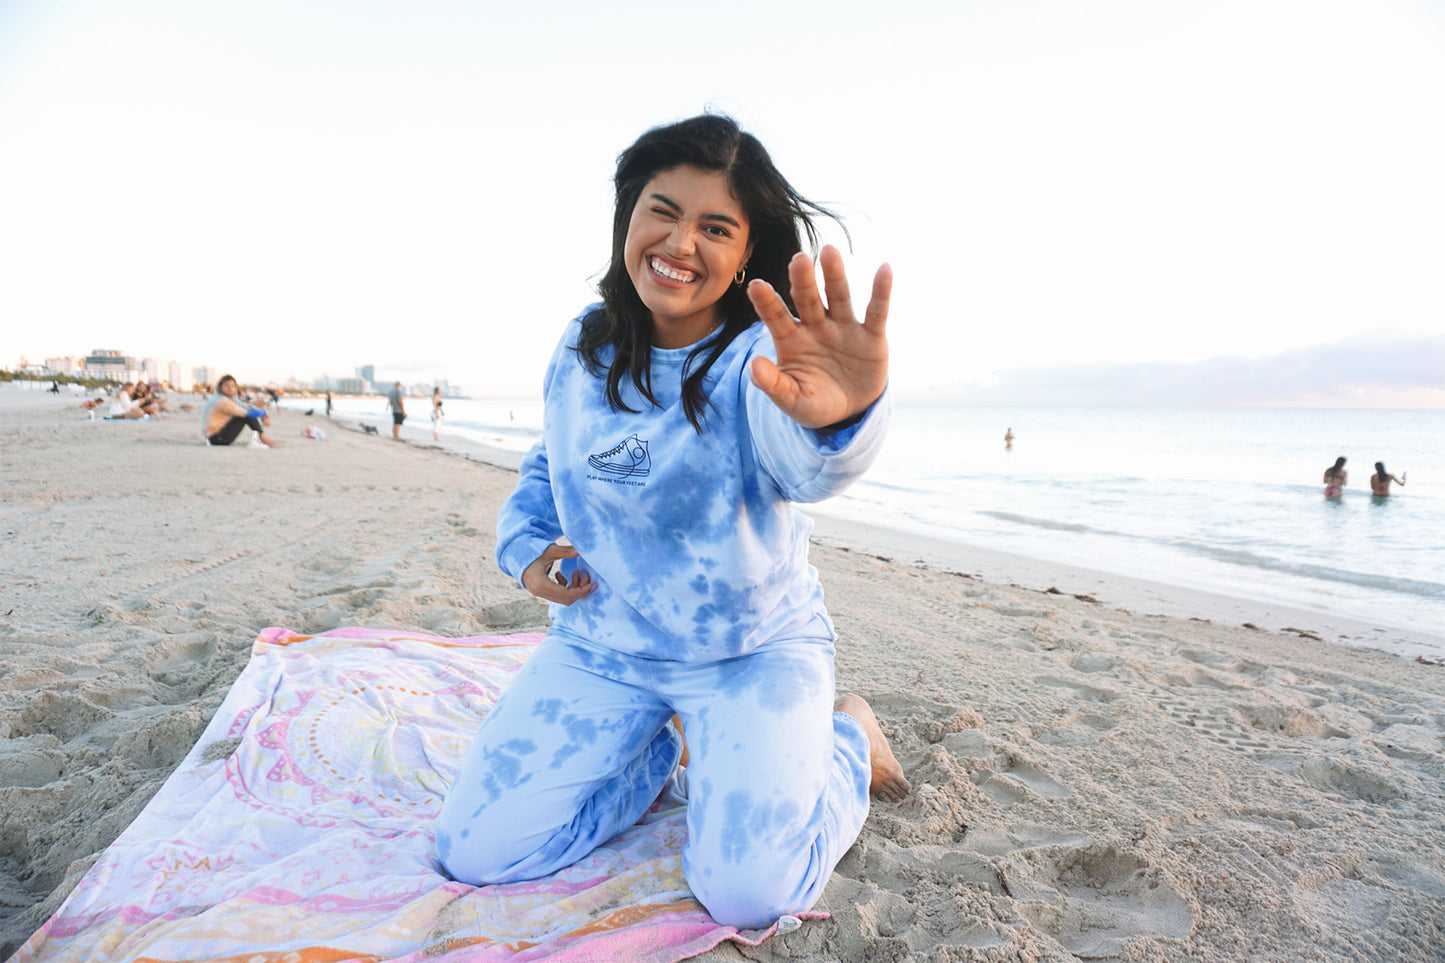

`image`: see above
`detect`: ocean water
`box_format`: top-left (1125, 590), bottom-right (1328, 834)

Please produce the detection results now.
top-left (291, 397), bottom-right (1443, 651)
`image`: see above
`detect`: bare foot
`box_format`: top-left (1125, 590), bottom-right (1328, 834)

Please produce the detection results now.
top-left (836, 694), bottom-right (910, 802)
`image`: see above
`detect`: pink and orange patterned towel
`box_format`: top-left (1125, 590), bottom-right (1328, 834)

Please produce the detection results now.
top-left (15, 628), bottom-right (809, 962)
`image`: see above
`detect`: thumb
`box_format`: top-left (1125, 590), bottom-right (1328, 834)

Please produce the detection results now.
top-left (543, 542), bottom-right (580, 562)
top-left (749, 356), bottom-right (795, 408)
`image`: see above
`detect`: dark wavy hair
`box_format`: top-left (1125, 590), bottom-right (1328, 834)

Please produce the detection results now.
top-left (575, 113), bottom-right (838, 433)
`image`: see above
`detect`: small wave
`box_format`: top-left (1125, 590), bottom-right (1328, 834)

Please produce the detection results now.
top-left (978, 510), bottom-right (1091, 534)
top-left (853, 478), bottom-right (931, 497)
top-left (1173, 541), bottom-right (1445, 599)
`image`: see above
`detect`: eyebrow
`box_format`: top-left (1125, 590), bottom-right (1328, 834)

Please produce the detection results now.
top-left (649, 192), bottom-right (743, 229)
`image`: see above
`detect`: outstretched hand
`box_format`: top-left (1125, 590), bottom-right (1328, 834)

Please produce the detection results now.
top-left (747, 245), bottom-right (891, 430)
top-left (521, 542), bottom-right (594, 606)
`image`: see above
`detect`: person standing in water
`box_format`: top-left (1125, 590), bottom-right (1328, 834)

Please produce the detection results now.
top-left (1323, 456), bottom-right (1347, 498)
top-left (436, 113), bottom-right (908, 930)
top-left (1370, 462), bottom-right (1406, 496)
top-left (1004, 426), bottom-right (1014, 449)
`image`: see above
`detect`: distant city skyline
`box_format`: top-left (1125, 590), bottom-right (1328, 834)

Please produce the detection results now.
top-left (11, 349), bottom-right (464, 396)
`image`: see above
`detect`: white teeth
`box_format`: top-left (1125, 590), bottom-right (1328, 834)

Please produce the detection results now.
top-left (650, 256), bottom-right (696, 283)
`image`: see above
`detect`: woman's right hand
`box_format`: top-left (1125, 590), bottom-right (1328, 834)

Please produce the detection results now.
top-left (521, 542), bottom-right (595, 605)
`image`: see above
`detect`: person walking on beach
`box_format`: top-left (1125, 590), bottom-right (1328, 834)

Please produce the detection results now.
top-left (431, 387), bottom-right (443, 441)
top-left (1323, 456), bottom-right (1347, 498)
top-left (436, 113), bottom-right (908, 930)
top-left (325, 390), bottom-right (332, 418)
top-left (202, 374), bottom-right (278, 447)
top-left (387, 381), bottom-right (406, 439)
top-left (1370, 462), bottom-right (1406, 496)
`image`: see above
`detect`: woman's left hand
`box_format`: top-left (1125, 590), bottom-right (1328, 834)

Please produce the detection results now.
top-left (747, 245), bottom-right (891, 430)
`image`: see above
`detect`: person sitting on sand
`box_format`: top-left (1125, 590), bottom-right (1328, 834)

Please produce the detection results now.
top-left (131, 380), bottom-right (168, 417)
top-left (1370, 462), bottom-right (1406, 496)
top-left (202, 374), bottom-right (279, 447)
top-left (436, 113), bottom-right (909, 932)
top-left (1322, 456), bottom-right (1347, 498)
top-left (106, 384), bottom-right (147, 420)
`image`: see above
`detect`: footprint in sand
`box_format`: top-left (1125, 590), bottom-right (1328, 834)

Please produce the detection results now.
top-left (1035, 675), bottom-right (1121, 704)
top-left (975, 756), bottom-right (1071, 806)
top-left (998, 842), bottom-right (1196, 958)
top-left (1157, 699), bottom-right (1275, 756)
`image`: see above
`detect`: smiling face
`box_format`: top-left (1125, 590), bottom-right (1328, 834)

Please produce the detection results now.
top-left (624, 165), bottom-right (753, 348)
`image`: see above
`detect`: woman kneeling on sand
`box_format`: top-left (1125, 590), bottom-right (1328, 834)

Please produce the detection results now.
top-left (202, 375), bottom-right (279, 447)
top-left (436, 113), bottom-right (908, 930)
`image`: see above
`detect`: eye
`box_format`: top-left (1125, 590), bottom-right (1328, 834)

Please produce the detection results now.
top-left (703, 224), bottom-right (732, 238)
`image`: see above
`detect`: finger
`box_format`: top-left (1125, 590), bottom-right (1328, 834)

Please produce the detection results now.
top-left (544, 582), bottom-right (595, 606)
top-left (818, 245), bottom-right (856, 324)
top-left (787, 251), bottom-right (825, 324)
top-left (862, 262), bottom-right (892, 337)
top-left (747, 279), bottom-right (801, 346)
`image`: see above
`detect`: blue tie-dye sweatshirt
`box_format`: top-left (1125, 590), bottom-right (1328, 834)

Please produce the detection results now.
top-left (496, 306), bottom-right (890, 662)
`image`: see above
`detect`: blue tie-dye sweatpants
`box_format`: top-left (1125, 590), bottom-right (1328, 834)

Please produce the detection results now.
top-left (435, 626), bottom-right (872, 928)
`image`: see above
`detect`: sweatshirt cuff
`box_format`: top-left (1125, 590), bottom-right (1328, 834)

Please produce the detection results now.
top-left (497, 534), bottom-right (555, 589)
top-left (812, 386), bottom-right (890, 453)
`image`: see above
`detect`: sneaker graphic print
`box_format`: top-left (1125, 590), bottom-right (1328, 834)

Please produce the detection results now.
top-left (588, 434), bottom-right (651, 478)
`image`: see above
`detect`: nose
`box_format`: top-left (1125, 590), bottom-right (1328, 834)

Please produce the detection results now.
top-left (667, 221), bottom-right (697, 256)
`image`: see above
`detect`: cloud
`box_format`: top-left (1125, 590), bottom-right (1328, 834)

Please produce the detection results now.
top-left (930, 335), bottom-right (1445, 407)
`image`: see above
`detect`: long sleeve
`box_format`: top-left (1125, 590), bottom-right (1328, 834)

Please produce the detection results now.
top-left (494, 332), bottom-right (571, 587)
top-left (495, 440), bottom-right (563, 587)
top-left (743, 341), bottom-right (891, 504)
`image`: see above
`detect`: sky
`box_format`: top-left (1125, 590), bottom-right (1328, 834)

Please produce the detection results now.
top-left (2, 0), bottom-right (1442, 406)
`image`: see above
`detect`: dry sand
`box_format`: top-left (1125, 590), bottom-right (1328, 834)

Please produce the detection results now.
top-left (2, 388), bottom-right (1443, 961)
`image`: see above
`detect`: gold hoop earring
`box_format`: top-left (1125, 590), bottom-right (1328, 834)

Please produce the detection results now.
top-left (734, 266), bottom-right (747, 285)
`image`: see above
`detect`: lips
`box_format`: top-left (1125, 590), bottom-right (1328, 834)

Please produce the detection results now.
top-left (648, 255), bottom-right (698, 284)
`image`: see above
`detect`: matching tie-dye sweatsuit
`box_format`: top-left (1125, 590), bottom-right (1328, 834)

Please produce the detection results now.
top-left (436, 306), bottom-right (890, 927)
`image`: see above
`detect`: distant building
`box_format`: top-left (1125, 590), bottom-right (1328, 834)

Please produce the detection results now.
top-left (356, 365), bottom-right (375, 383)
top-left (333, 377), bottom-right (367, 395)
top-left (84, 349), bottom-right (138, 382)
top-left (167, 360), bottom-right (191, 391)
top-left (141, 357), bottom-right (161, 382)
top-left (193, 366), bottom-right (218, 389)
top-left (45, 356), bottom-right (80, 375)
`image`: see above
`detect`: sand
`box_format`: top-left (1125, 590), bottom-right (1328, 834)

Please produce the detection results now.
top-left (2, 387), bottom-right (1442, 961)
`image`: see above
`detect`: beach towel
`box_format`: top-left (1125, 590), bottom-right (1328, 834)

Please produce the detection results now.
top-left (14, 627), bottom-right (814, 962)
